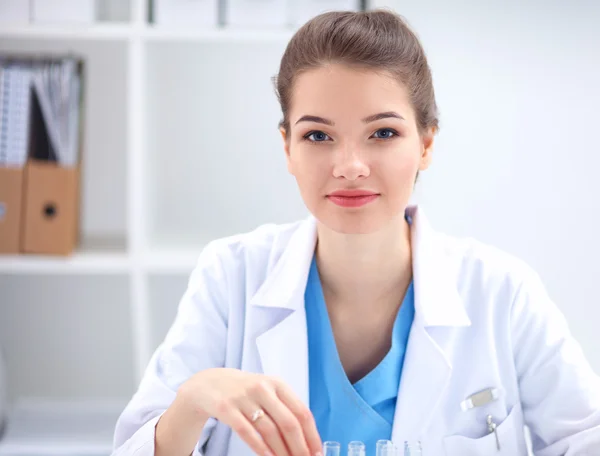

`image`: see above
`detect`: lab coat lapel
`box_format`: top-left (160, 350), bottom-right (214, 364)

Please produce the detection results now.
top-left (391, 207), bottom-right (471, 444)
top-left (391, 321), bottom-right (450, 443)
top-left (248, 207), bottom-right (470, 437)
top-left (251, 216), bottom-right (318, 408)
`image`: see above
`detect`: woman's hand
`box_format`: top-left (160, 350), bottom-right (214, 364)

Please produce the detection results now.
top-left (179, 367), bottom-right (323, 456)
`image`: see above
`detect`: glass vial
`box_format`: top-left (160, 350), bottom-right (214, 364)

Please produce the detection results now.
top-left (324, 441), bottom-right (341, 456)
top-left (404, 441), bottom-right (423, 456)
top-left (347, 441), bottom-right (366, 456)
top-left (376, 440), bottom-right (395, 456)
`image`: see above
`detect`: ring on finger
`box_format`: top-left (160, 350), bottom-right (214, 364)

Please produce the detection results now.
top-left (251, 408), bottom-right (265, 423)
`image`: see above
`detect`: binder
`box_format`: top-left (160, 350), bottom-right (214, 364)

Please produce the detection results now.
top-left (31, 59), bottom-right (81, 167)
top-left (0, 62), bottom-right (33, 254)
top-left (31, 0), bottom-right (96, 24)
top-left (0, 63), bottom-right (32, 168)
top-left (289, 0), bottom-right (361, 27)
top-left (153, 0), bottom-right (219, 27)
top-left (22, 160), bottom-right (80, 255)
top-left (225, 0), bottom-right (287, 28)
top-left (0, 56), bottom-right (84, 256)
top-left (0, 0), bottom-right (30, 25)
top-left (24, 58), bottom-right (83, 255)
top-left (0, 166), bottom-right (23, 254)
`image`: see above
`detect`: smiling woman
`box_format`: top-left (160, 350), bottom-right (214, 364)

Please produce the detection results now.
top-left (277, 63), bottom-right (430, 235)
top-left (112, 8), bottom-right (600, 456)
top-left (273, 12), bottom-right (436, 237)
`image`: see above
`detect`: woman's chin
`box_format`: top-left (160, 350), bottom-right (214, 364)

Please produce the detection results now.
top-left (312, 206), bottom-right (409, 235)
top-left (316, 214), bottom-right (388, 235)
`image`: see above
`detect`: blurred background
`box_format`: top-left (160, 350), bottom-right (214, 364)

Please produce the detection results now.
top-left (0, 0), bottom-right (598, 454)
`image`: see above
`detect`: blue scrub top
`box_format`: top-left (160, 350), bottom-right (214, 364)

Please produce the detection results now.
top-left (305, 257), bottom-right (415, 455)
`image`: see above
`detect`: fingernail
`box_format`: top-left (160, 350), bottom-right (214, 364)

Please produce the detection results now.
top-left (265, 452), bottom-right (274, 456)
top-left (315, 453), bottom-right (323, 456)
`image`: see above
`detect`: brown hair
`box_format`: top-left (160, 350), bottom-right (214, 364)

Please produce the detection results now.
top-left (273, 9), bottom-right (439, 138)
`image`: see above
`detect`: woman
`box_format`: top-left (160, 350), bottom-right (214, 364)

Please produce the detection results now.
top-left (112, 9), bottom-right (600, 456)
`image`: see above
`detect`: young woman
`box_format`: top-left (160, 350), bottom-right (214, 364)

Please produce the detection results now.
top-left (112, 9), bottom-right (600, 456)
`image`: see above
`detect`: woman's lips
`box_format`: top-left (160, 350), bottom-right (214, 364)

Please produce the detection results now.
top-left (326, 190), bottom-right (379, 208)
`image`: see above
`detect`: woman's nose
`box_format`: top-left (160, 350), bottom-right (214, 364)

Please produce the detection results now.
top-left (332, 145), bottom-right (370, 180)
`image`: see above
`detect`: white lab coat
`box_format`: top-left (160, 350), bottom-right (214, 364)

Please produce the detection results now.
top-left (112, 206), bottom-right (600, 456)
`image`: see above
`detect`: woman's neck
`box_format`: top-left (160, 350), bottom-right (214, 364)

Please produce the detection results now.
top-left (315, 212), bottom-right (413, 306)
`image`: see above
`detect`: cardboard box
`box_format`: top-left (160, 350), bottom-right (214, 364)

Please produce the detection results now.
top-left (0, 55), bottom-right (83, 257)
top-left (0, 166), bottom-right (25, 254)
top-left (21, 160), bottom-right (80, 256)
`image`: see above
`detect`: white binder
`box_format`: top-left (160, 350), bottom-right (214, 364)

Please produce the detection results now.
top-left (289, 0), bottom-right (360, 27)
top-left (0, 0), bottom-right (30, 25)
top-left (0, 63), bottom-right (32, 168)
top-left (225, 0), bottom-right (287, 28)
top-left (31, 0), bottom-right (96, 24)
top-left (154, 0), bottom-right (219, 27)
top-left (31, 59), bottom-right (82, 167)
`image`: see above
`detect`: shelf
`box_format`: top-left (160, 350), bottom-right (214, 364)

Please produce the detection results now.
top-left (142, 25), bottom-right (295, 42)
top-left (0, 23), bottom-right (297, 43)
top-left (0, 398), bottom-right (124, 455)
top-left (0, 238), bottom-right (130, 274)
top-left (0, 23), bottom-right (134, 41)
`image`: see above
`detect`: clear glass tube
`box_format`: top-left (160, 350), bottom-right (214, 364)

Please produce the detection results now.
top-left (403, 441), bottom-right (422, 456)
top-left (376, 440), bottom-right (395, 456)
top-left (347, 441), bottom-right (366, 456)
top-left (323, 441), bottom-right (341, 456)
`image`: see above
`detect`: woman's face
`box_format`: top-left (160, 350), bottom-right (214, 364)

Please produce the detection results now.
top-left (281, 64), bottom-right (435, 234)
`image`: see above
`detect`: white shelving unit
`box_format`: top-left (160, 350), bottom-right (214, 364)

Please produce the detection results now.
top-left (0, 399), bottom-right (121, 456)
top-left (0, 0), bottom-right (396, 452)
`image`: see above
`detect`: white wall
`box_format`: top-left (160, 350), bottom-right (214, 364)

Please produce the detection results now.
top-left (393, 0), bottom-right (600, 371)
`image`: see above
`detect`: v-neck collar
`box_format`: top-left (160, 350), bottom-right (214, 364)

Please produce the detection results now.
top-left (353, 281), bottom-right (414, 405)
top-left (307, 258), bottom-right (414, 429)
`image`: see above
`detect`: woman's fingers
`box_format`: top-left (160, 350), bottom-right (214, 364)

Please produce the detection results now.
top-left (244, 402), bottom-right (291, 456)
top-left (272, 378), bottom-right (323, 455)
top-left (226, 408), bottom-right (274, 456)
top-left (254, 384), bottom-right (311, 456)
top-left (191, 369), bottom-right (321, 456)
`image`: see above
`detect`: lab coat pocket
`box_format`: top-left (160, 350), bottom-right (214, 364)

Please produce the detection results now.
top-left (443, 403), bottom-right (527, 456)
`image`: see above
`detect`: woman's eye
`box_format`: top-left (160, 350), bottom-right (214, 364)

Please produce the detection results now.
top-left (372, 128), bottom-right (398, 140)
top-left (304, 131), bottom-right (331, 142)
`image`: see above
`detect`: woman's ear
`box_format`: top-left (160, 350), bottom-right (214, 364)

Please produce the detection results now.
top-left (419, 127), bottom-right (436, 171)
top-left (280, 127), bottom-right (293, 174)
top-left (280, 127), bottom-right (290, 157)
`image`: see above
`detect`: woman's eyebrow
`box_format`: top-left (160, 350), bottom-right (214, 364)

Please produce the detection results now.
top-left (294, 111), bottom-right (405, 126)
top-left (295, 115), bottom-right (335, 126)
top-left (362, 111), bottom-right (405, 123)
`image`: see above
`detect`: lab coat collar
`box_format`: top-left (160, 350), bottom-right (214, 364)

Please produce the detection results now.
top-left (407, 206), bottom-right (471, 328)
top-left (250, 205), bottom-right (471, 329)
top-left (248, 216), bottom-right (317, 310)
